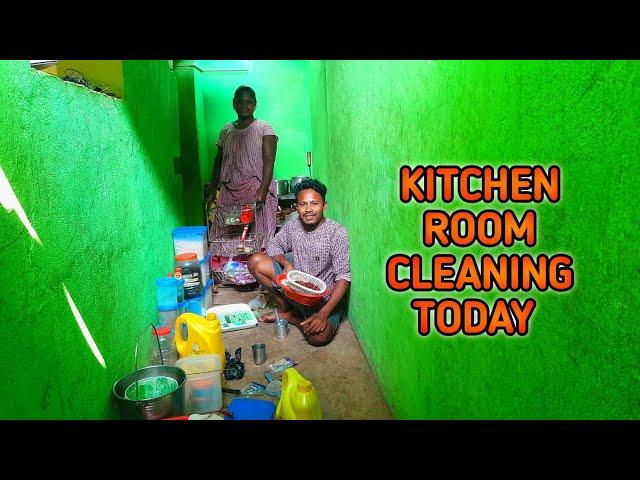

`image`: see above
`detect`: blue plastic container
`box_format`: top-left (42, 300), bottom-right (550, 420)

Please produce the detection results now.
top-left (185, 279), bottom-right (213, 316)
top-left (225, 398), bottom-right (275, 420)
top-left (199, 253), bottom-right (211, 284)
top-left (156, 277), bottom-right (180, 308)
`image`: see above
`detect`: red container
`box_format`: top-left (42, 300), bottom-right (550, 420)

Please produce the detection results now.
top-left (276, 273), bottom-right (326, 306)
top-left (240, 205), bottom-right (254, 224)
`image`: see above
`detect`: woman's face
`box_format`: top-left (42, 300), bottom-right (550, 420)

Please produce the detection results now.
top-left (233, 93), bottom-right (256, 119)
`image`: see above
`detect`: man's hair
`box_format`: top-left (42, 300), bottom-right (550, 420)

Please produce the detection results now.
top-left (233, 85), bottom-right (257, 102)
top-left (293, 178), bottom-right (327, 201)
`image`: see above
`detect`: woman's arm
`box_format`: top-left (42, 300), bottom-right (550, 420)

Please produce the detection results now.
top-left (257, 135), bottom-right (277, 204)
top-left (205, 147), bottom-right (223, 204)
top-left (211, 147), bottom-right (223, 192)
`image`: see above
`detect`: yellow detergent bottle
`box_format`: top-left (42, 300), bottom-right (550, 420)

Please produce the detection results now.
top-left (276, 367), bottom-right (322, 420)
top-left (175, 312), bottom-right (225, 370)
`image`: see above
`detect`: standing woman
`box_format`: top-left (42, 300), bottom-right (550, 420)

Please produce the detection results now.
top-left (208, 85), bottom-right (278, 249)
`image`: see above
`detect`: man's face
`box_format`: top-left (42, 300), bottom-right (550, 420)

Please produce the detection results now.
top-left (233, 93), bottom-right (256, 119)
top-left (296, 189), bottom-right (326, 226)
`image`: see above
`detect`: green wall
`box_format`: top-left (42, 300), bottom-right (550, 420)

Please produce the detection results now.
top-left (308, 61), bottom-right (329, 180)
top-left (195, 60), bottom-right (314, 184)
top-left (312, 60), bottom-right (640, 419)
top-left (175, 64), bottom-right (208, 224)
top-left (0, 60), bottom-right (184, 419)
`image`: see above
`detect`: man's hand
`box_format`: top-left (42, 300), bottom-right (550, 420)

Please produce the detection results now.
top-left (283, 262), bottom-right (294, 275)
top-left (300, 312), bottom-right (329, 336)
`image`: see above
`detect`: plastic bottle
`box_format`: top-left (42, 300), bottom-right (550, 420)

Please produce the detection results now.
top-left (276, 368), bottom-right (322, 420)
top-left (174, 312), bottom-right (225, 370)
top-left (174, 268), bottom-right (185, 303)
top-left (150, 326), bottom-right (178, 366)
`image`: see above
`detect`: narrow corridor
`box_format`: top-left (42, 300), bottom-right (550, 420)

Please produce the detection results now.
top-left (214, 286), bottom-right (393, 420)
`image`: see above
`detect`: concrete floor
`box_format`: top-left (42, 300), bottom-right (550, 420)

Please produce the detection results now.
top-left (213, 285), bottom-right (393, 420)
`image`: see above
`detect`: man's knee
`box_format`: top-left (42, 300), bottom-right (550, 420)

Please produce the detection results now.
top-left (306, 327), bottom-right (335, 347)
top-left (247, 253), bottom-right (272, 275)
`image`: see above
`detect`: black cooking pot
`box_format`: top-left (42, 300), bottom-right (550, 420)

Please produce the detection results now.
top-left (290, 176), bottom-right (310, 191)
top-left (276, 179), bottom-right (289, 195)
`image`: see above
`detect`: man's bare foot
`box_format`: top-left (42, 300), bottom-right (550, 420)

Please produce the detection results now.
top-left (259, 309), bottom-right (296, 323)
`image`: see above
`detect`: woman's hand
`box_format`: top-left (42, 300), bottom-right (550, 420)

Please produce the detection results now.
top-left (255, 192), bottom-right (267, 209)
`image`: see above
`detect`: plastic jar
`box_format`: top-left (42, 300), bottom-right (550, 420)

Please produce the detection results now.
top-left (155, 277), bottom-right (180, 307)
top-left (175, 354), bottom-right (223, 414)
top-left (158, 303), bottom-right (180, 330)
top-left (175, 253), bottom-right (203, 300)
top-left (150, 327), bottom-right (178, 366)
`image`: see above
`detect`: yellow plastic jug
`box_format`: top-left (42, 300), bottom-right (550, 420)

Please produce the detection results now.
top-left (175, 312), bottom-right (225, 370)
top-left (276, 367), bottom-right (322, 420)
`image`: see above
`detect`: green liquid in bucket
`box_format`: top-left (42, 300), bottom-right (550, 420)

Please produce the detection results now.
top-left (125, 375), bottom-right (179, 401)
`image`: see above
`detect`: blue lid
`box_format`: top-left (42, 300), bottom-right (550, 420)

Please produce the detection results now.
top-left (174, 226), bottom-right (207, 232)
top-left (172, 226), bottom-right (208, 238)
top-left (225, 398), bottom-right (275, 420)
top-left (156, 277), bottom-right (179, 287)
top-left (158, 303), bottom-right (179, 312)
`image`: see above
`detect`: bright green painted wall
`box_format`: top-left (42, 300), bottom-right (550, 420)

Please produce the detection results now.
top-left (0, 60), bottom-right (184, 419)
top-left (196, 60), bottom-right (314, 184)
top-left (312, 60), bottom-right (640, 419)
top-left (175, 65), bottom-right (207, 224)
top-left (308, 61), bottom-right (329, 180)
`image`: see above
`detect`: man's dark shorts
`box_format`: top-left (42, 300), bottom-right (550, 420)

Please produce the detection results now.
top-left (272, 260), bottom-right (342, 333)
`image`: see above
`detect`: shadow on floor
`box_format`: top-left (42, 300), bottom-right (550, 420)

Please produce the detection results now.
top-left (213, 286), bottom-right (393, 420)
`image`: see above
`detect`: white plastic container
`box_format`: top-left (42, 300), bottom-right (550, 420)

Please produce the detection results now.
top-left (206, 303), bottom-right (258, 333)
top-left (172, 226), bottom-right (209, 260)
top-left (175, 353), bottom-right (223, 414)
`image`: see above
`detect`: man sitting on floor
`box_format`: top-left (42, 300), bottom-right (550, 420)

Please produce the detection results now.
top-left (247, 178), bottom-right (351, 346)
